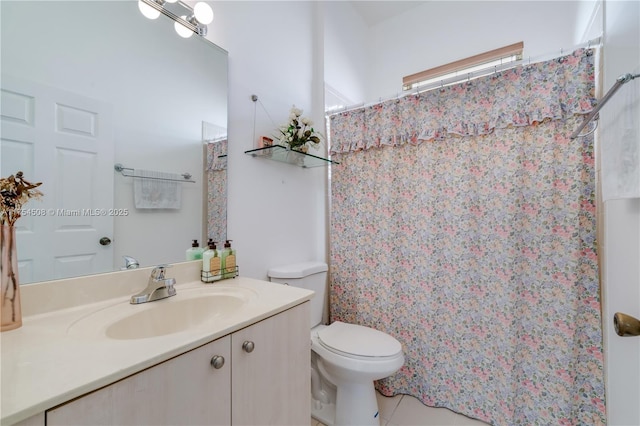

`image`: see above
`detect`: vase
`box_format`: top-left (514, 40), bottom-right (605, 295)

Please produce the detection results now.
top-left (1, 224), bottom-right (22, 331)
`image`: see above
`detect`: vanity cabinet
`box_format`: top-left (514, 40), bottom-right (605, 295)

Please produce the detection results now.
top-left (47, 336), bottom-right (231, 425)
top-left (231, 302), bottom-right (310, 425)
top-left (45, 302), bottom-right (309, 426)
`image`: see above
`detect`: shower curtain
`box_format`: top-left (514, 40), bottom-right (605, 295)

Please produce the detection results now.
top-left (206, 139), bottom-right (227, 242)
top-left (329, 49), bottom-right (605, 425)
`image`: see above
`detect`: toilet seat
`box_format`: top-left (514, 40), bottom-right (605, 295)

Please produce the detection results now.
top-left (317, 321), bottom-right (402, 359)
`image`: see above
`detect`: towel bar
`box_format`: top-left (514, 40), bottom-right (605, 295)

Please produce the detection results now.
top-left (114, 163), bottom-right (195, 183)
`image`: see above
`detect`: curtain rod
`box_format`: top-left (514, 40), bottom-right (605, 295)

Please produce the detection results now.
top-left (403, 41), bottom-right (525, 88)
top-left (327, 37), bottom-right (602, 117)
top-left (570, 72), bottom-right (639, 139)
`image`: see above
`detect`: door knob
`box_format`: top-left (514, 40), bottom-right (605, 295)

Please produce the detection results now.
top-left (99, 237), bottom-right (112, 246)
top-left (613, 312), bottom-right (640, 337)
top-left (210, 355), bottom-right (225, 369)
top-left (242, 341), bottom-right (255, 353)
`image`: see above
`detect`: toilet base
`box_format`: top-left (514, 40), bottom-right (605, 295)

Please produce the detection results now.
top-left (311, 383), bottom-right (380, 426)
top-left (335, 383), bottom-right (380, 426)
top-left (311, 397), bottom-right (335, 426)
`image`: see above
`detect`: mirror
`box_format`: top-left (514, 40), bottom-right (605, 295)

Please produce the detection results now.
top-left (0, 1), bottom-right (228, 284)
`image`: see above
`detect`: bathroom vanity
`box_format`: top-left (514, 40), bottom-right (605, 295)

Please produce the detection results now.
top-left (1, 262), bottom-right (313, 425)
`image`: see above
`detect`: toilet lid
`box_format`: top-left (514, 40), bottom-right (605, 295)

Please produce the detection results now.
top-left (317, 321), bottom-right (402, 357)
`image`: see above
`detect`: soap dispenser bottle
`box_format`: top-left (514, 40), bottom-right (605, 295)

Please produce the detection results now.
top-left (202, 241), bottom-right (222, 283)
top-left (186, 239), bottom-right (204, 261)
top-left (221, 239), bottom-right (236, 278)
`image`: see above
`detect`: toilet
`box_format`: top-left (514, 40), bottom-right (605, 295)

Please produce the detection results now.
top-left (268, 261), bottom-right (404, 426)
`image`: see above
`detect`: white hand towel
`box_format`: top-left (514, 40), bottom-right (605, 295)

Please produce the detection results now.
top-left (134, 169), bottom-right (182, 209)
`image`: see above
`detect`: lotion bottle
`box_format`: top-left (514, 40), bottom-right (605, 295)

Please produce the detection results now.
top-left (221, 239), bottom-right (236, 278)
top-left (186, 239), bottom-right (204, 261)
top-left (202, 241), bottom-right (221, 282)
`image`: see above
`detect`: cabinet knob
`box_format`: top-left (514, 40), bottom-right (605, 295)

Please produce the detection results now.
top-left (210, 355), bottom-right (225, 369)
top-left (242, 341), bottom-right (255, 353)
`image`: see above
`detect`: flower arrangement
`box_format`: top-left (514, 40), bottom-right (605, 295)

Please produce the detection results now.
top-left (275, 105), bottom-right (323, 153)
top-left (0, 171), bottom-right (43, 226)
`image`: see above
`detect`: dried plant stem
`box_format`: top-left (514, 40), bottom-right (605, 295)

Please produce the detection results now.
top-left (4, 229), bottom-right (17, 321)
top-left (1, 225), bottom-right (21, 329)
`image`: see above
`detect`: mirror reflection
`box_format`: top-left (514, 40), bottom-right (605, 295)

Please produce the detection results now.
top-left (0, 1), bottom-right (228, 284)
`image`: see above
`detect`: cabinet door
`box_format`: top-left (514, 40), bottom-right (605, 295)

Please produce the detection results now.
top-left (231, 302), bottom-right (310, 426)
top-left (12, 412), bottom-right (44, 426)
top-left (47, 336), bottom-right (231, 425)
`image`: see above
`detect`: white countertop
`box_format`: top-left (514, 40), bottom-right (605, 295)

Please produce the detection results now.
top-left (0, 263), bottom-right (313, 425)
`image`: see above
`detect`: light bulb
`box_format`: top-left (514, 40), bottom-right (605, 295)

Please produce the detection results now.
top-left (193, 2), bottom-right (213, 25)
top-left (138, 0), bottom-right (161, 19)
top-left (174, 16), bottom-right (194, 38)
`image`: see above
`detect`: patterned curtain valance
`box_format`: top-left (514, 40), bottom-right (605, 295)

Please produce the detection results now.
top-left (329, 48), bottom-right (595, 155)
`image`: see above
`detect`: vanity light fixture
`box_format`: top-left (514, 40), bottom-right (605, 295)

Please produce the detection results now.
top-left (138, 0), bottom-right (161, 19)
top-left (175, 15), bottom-right (194, 38)
top-left (138, 0), bottom-right (213, 37)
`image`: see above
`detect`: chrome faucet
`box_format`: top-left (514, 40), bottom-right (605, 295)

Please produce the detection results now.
top-left (130, 265), bottom-right (177, 304)
top-left (123, 255), bottom-right (139, 270)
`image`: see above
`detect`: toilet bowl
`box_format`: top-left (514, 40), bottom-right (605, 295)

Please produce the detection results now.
top-left (311, 322), bottom-right (404, 425)
top-left (268, 262), bottom-right (404, 426)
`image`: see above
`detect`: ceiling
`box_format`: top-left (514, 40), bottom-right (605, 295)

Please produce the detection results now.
top-left (349, 1), bottom-right (428, 26)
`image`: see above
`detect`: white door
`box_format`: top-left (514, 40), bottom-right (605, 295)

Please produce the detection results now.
top-left (1, 75), bottom-right (114, 284)
top-left (601, 1), bottom-right (640, 424)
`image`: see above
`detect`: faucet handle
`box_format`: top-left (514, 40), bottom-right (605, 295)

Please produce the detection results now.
top-left (123, 255), bottom-right (139, 269)
top-left (151, 264), bottom-right (172, 280)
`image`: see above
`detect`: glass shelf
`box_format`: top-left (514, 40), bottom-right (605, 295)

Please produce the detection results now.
top-left (244, 145), bottom-right (339, 168)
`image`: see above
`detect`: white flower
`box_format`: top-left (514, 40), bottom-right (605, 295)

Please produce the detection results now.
top-left (274, 105), bottom-right (323, 151)
top-left (291, 105), bottom-right (303, 117)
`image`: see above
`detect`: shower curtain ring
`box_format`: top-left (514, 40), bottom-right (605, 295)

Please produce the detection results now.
top-left (576, 114), bottom-right (599, 138)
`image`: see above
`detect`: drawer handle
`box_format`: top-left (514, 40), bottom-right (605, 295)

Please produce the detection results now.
top-left (242, 341), bottom-right (255, 353)
top-left (210, 355), bottom-right (225, 369)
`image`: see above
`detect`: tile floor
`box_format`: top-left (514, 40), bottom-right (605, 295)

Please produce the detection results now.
top-left (311, 391), bottom-right (490, 426)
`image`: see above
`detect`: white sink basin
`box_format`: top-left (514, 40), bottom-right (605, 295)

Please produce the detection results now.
top-left (67, 286), bottom-right (257, 340)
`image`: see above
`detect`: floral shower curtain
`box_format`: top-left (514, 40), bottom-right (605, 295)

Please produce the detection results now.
top-left (329, 49), bottom-right (605, 425)
top-left (206, 139), bottom-right (227, 242)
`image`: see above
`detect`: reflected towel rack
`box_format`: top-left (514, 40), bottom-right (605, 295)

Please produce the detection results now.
top-left (114, 163), bottom-right (195, 183)
top-left (571, 72), bottom-right (640, 139)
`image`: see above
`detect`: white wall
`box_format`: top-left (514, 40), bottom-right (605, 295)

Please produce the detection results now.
top-left (205, 1), bottom-right (328, 280)
top-left (326, 1), bottom-right (595, 103)
top-left (323, 1), bottom-right (369, 107)
top-left (600, 1), bottom-right (640, 424)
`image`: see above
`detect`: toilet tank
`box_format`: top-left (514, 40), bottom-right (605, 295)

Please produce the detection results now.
top-left (268, 261), bottom-right (328, 327)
